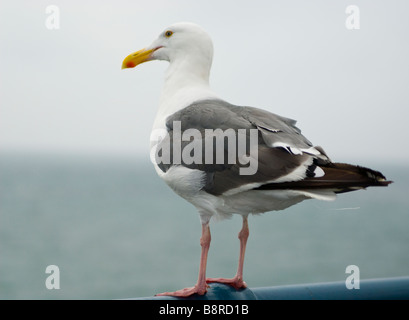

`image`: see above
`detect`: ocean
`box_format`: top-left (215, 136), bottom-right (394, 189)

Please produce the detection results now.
top-left (0, 154), bottom-right (408, 299)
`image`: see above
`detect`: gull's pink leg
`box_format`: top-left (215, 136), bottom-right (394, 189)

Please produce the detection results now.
top-left (156, 222), bottom-right (211, 297)
top-left (206, 215), bottom-right (249, 289)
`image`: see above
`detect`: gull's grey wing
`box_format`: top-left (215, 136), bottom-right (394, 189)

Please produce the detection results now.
top-left (155, 99), bottom-right (328, 195)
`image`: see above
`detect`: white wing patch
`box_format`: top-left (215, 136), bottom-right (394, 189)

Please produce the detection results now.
top-left (222, 157), bottom-right (315, 196)
top-left (272, 157), bottom-right (314, 183)
top-left (314, 166), bottom-right (325, 178)
top-left (257, 126), bottom-right (282, 133)
top-left (272, 142), bottom-right (303, 155)
top-left (301, 147), bottom-right (322, 156)
top-left (272, 142), bottom-right (329, 163)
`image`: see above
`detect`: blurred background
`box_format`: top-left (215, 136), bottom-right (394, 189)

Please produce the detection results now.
top-left (1, 0), bottom-right (408, 299)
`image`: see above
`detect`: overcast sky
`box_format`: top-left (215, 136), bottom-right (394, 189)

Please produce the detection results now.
top-left (1, 0), bottom-right (408, 164)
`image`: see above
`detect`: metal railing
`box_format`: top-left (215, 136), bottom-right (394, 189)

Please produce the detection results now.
top-left (132, 277), bottom-right (409, 300)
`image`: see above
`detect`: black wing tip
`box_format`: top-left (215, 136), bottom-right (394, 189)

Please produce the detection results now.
top-left (354, 165), bottom-right (393, 186)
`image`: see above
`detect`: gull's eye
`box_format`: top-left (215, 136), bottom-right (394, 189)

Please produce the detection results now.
top-left (164, 30), bottom-right (173, 38)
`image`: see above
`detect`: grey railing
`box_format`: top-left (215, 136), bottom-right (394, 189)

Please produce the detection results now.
top-left (132, 277), bottom-right (409, 300)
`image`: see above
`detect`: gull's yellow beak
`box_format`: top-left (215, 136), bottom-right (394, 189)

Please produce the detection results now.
top-left (121, 48), bottom-right (156, 69)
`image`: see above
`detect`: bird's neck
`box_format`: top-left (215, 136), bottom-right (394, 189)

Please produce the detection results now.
top-left (154, 58), bottom-right (218, 129)
top-left (165, 55), bottom-right (211, 89)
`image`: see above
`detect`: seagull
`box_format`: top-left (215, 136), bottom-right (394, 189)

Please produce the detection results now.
top-left (122, 22), bottom-right (391, 297)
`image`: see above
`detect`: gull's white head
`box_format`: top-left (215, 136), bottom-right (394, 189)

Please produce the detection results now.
top-left (122, 22), bottom-right (213, 69)
top-left (122, 22), bottom-right (213, 73)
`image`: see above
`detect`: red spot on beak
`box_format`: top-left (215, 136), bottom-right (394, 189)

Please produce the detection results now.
top-left (126, 61), bottom-right (136, 68)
